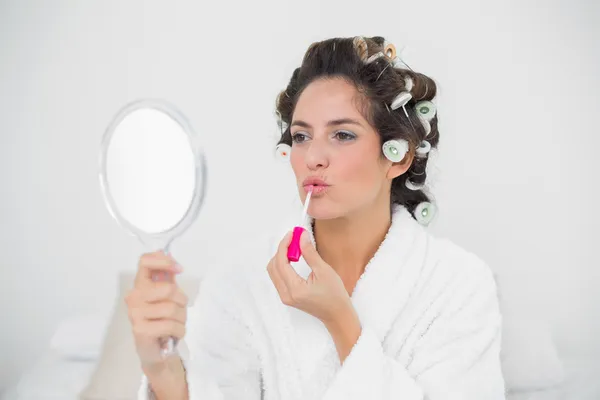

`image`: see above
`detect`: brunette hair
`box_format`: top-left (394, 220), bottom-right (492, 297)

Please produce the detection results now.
top-left (276, 36), bottom-right (439, 217)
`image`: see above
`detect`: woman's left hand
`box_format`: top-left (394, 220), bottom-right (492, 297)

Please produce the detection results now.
top-left (267, 229), bottom-right (355, 326)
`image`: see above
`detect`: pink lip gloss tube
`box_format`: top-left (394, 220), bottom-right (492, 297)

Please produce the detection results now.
top-left (287, 187), bottom-right (312, 262)
top-left (287, 226), bottom-right (305, 262)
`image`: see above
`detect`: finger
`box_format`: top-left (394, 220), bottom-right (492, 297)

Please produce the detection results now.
top-left (267, 257), bottom-right (290, 301)
top-left (276, 230), bottom-right (301, 280)
top-left (143, 302), bottom-right (187, 323)
top-left (143, 283), bottom-right (188, 307)
top-left (150, 270), bottom-right (172, 285)
top-left (299, 230), bottom-right (323, 269)
top-left (133, 319), bottom-right (186, 341)
top-left (275, 248), bottom-right (306, 292)
top-left (127, 302), bottom-right (187, 325)
top-left (273, 236), bottom-right (306, 300)
top-left (142, 251), bottom-right (181, 272)
top-left (135, 252), bottom-right (183, 287)
top-left (277, 230), bottom-right (294, 258)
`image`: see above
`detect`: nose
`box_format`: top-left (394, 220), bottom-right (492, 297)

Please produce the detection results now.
top-left (304, 138), bottom-right (329, 170)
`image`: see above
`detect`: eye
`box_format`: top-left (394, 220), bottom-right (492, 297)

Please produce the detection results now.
top-left (291, 132), bottom-right (309, 144)
top-left (334, 130), bottom-right (356, 141)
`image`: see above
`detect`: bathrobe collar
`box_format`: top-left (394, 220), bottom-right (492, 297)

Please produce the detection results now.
top-left (260, 203), bottom-right (430, 399)
top-left (298, 204), bottom-right (429, 341)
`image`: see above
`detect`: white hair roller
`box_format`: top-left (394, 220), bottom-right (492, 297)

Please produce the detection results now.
top-left (382, 139), bottom-right (409, 163)
top-left (366, 51), bottom-right (385, 64)
top-left (415, 201), bottom-right (436, 226)
top-left (405, 178), bottom-right (425, 191)
top-left (274, 110), bottom-right (289, 134)
top-left (414, 101), bottom-right (435, 137)
top-left (416, 140), bottom-right (431, 157)
top-left (275, 143), bottom-right (291, 161)
top-left (404, 76), bottom-right (414, 92)
top-left (421, 119), bottom-right (431, 136)
top-left (391, 92), bottom-right (412, 110)
top-left (415, 101), bottom-right (436, 122)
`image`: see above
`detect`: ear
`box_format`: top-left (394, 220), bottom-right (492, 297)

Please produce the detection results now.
top-left (386, 149), bottom-right (414, 180)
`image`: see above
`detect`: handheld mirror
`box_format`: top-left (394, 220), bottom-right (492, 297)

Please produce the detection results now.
top-left (99, 98), bottom-right (207, 357)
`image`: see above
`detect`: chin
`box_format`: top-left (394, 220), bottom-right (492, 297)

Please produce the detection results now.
top-left (307, 199), bottom-right (346, 221)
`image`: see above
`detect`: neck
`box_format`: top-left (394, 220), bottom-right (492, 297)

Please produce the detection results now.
top-left (313, 197), bottom-right (393, 284)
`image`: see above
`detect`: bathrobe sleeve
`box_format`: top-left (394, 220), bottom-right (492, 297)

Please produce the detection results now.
top-left (138, 265), bottom-right (262, 400)
top-left (322, 258), bottom-right (506, 400)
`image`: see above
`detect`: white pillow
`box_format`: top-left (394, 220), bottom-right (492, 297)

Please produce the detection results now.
top-left (50, 311), bottom-right (112, 361)
top-left (501, 312), bottom-right (565, 392)
top-left (80, 271), bottom-right (200, 400)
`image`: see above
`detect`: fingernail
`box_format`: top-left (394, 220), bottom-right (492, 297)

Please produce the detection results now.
top-left (174, 263), bottom-right (183, 273)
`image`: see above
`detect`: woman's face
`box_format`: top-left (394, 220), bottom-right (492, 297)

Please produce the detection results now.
top-left (290, 77), bottom-right (409, 220)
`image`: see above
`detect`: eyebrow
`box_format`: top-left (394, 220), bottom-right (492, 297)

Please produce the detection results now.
top-left (290, 118), bottom-right (364, 129)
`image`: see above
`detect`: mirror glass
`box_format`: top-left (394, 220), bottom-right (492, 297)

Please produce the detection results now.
top-left (104, 107), bottom-right (196, 234)
top-left (99, 99), bottom-right (207, 253)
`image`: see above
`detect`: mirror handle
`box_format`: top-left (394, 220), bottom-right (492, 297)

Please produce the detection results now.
top-left (151, 246), bottom-right (179, 358)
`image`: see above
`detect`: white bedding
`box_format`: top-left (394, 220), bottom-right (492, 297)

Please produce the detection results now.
top-left (560, 358), bottom-right (600, 399)
top-left (4, 352), bottom-right (600, 400)
top-left (4, 308), bottom-right (599, 400)
top-left (2, 349), bottom-right (97, 400)
top-left (506, 358), bottom-right (600, 400)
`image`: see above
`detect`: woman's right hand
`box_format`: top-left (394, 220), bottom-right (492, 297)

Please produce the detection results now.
top-left (125, 250), bottom-right (188, 371)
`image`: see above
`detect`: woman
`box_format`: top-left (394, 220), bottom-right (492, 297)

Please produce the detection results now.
top-left (127, 36), bottom-right (506, 399)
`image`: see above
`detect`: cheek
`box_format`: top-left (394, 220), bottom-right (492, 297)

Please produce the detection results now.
top-left (336, 145), bottom-right (384, 185)
top-left (290, 148), bottom-right (303, 175)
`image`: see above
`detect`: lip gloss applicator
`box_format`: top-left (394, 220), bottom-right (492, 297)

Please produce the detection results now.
top-left (287, 187), bottom-right (313, 262)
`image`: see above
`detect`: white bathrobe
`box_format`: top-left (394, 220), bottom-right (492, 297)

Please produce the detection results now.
top-left (139, 204), bottom-right (506, 399)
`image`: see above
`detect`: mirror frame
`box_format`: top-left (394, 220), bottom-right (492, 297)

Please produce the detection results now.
top-left (98, 98), bottom-right (207, 251)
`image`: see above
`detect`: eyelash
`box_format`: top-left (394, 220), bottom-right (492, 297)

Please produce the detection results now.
top-left (291, 130), bottom-right (356, 143)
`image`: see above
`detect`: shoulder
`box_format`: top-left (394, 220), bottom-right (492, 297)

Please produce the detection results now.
top-left (395, 205), bottom-right (498, 295)
top-left (436, 236), bottom-right (495, 280)
top-left (425, 234), bottom-right (500, 310)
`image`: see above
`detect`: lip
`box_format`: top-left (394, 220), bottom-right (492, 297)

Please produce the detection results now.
top-left (304, 185), bottom-right (329, 195)
top-left (302, 177), bottom-right (329, 187)
top-left (302, 177), bottom-right (330, 195)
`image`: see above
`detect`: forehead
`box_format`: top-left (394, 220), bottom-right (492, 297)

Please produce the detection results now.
top-left (293, 78), bottom-right (367, 122)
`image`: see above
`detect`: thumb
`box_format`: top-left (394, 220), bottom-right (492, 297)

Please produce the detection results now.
top-left (300, 230), bottom-right (323, 268)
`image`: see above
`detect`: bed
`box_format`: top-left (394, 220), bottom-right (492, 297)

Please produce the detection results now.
top-left (2, 349), bottom-right (98, 400)
top-left (4, 273), bottom-right (599, 399)
top-left (4, 347), bottom-right (600, 400)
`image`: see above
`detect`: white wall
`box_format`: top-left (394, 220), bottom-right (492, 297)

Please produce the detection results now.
top-left (1, 0), bottom-right (598, 392)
